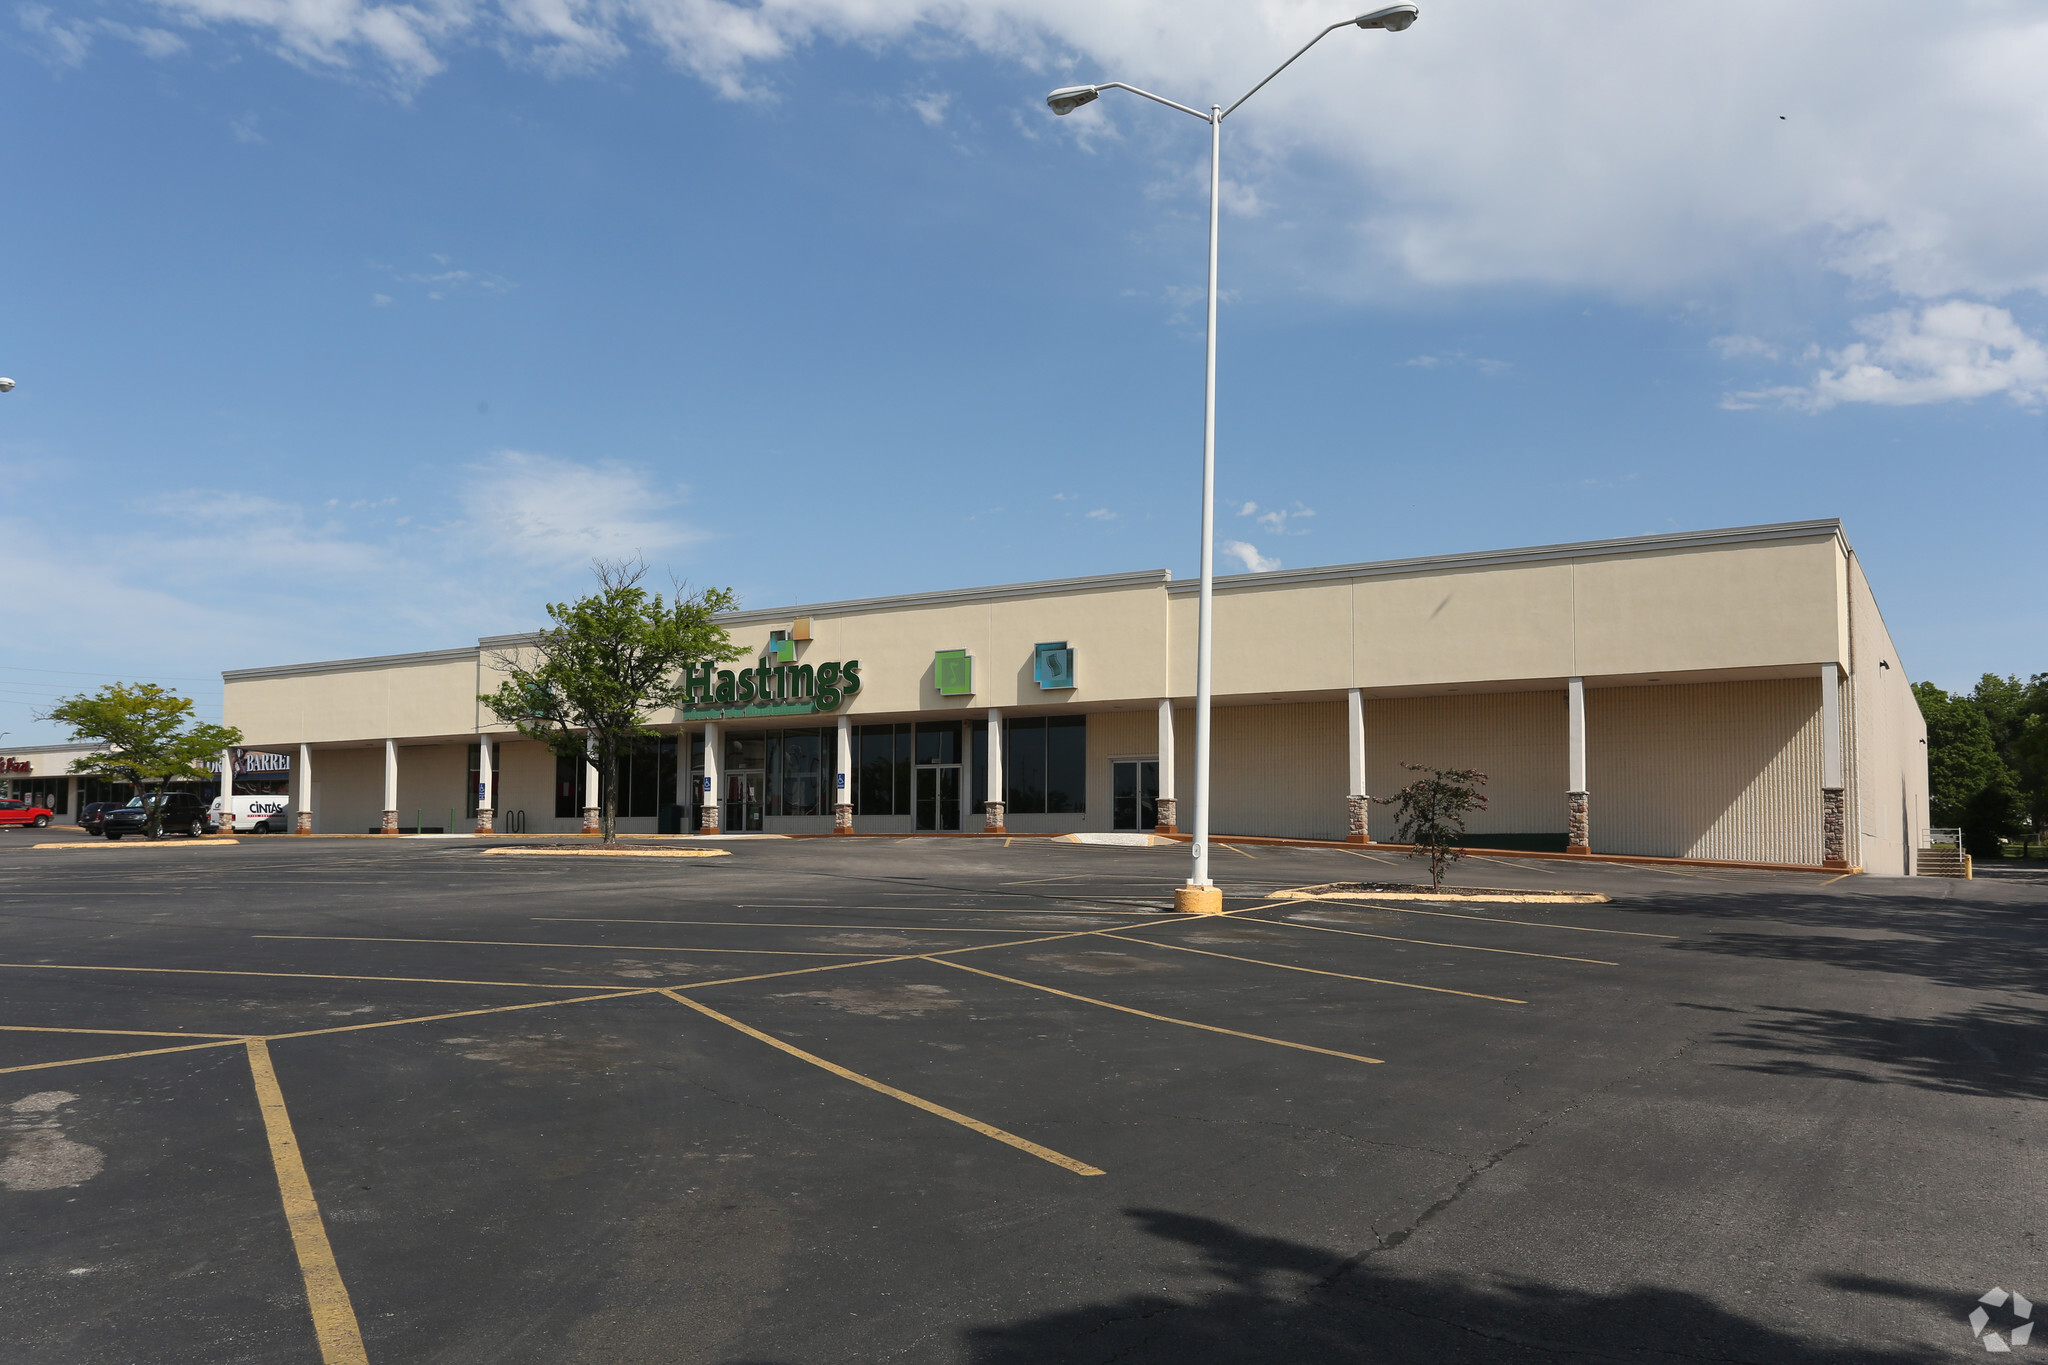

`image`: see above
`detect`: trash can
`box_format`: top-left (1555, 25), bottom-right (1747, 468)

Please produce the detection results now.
top-left (658, 804), bottom-right (684, 835)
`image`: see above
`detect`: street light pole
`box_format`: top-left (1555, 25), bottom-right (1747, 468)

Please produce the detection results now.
top-left (1048, 5), bottom-right (1418, 913)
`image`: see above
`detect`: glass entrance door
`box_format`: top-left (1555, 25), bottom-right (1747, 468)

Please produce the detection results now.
top-left (914, 766), bottom-right (961, 832)
top-left (1112, 760), bottom-right (1159, 831)
top-left (724, 771), bottom-right (764, 832)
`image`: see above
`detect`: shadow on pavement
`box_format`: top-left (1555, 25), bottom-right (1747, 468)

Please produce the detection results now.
top-left (1706, 999), bottom-right (2048, 1101)
top-left (736, 1208), bottom-right (1950, 1364)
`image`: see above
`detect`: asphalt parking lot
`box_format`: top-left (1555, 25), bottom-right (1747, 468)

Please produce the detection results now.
top-left (0, 830), bottom-right (2042, 1364)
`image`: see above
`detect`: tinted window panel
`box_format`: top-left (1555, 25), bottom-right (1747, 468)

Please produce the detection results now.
top-left (1046, 716), bottom-right (1086, 814)
top-left (1006, 718), bottom-right (1046, 815)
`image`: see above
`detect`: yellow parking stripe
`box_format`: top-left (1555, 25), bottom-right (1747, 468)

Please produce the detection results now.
top-left (661, 989), bottom-right (1104, 1176)
top-left (1095, 932), bottom-right (1527, 1004)
top-left (244, 1040), bottom-right (369, 1365)
top-left (927, 958), bottom-right (1383, 1064)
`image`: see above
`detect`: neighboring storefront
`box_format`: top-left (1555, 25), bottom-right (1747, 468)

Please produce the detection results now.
top-left (219, 519), bottom-right (1931, 872)
top-left (0, 747), bottom-right (290, 821)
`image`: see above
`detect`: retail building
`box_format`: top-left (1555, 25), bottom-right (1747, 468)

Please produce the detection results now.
top-left (217, 520), bottom-right (1929, 872)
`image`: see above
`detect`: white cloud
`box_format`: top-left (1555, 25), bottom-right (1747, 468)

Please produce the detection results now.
top-left (1710, 334), bottom-right (1780, 362)
top-left (1725, 301), bottom-right (2048, 412)
top-left (461, 450), bottom-right (703, 564)
top-left (1084, 507), bottom-right (1116, 521)
top-left (121, 1), bottom-right (2048, 304)
top-left (910, 90), bottom-right (950, 127)
top-left (1220, 539), bottom-right (1278, 573)
top-left (17, 6), bottom-right (185, 65)
top-left (1238, 500), bottom-right (1312, 536)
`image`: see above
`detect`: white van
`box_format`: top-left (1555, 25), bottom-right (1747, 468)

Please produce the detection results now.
top-left (211, 794), bottom-right (293, 833)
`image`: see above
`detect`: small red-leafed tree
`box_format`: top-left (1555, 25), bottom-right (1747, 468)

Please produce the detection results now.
top-left (1377, 763), bottom-right (1489, 892)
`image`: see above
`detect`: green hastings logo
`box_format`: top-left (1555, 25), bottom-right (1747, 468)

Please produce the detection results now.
top-left (679, 658), bottom-right (861, 720)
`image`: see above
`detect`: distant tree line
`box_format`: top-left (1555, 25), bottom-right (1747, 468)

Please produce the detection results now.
top-left (1914, 674), bottom-right (2047, 858)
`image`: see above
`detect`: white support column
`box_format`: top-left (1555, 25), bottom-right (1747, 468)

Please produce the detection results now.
top-left (959, 718), bottom-right (974, 833)
top-left (295, 744), bottom-right (313, 833)
top-left (1566, 677), bottom-right (1589, 854)
top-left (1345, 689), bottom-right (1368, 844)
top-left (582, 735), bottom-right (600, 836)
top-left (1820, 662), bottom-right (1847, 867)
top-left (1155, 700), bottom-right (1178, 834)
top-left (475, 736), bottom-right (494, 835)
top-left (381, 739), bottom-right (398, 834)
top-left (833, 715), bottom-right (853, 834)
top-left (218, 748), bottom-right (234, 834)
top-left (67, 775), bottom-right (79, 825)
top-left (700, 723), bottom-right (721, 833)
top-left (983, 708), bottom-right (1005, 833)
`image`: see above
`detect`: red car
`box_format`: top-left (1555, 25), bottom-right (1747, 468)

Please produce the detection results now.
top-left (0, 798), bottom-right (55, 829)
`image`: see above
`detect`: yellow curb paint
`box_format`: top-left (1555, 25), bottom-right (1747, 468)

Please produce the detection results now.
top-left (660, 989), bottom-right (1104, 1176)
top-left (1093, 932), bottom-right (1527, 1004)
top-left (33, 840), bottom-right (238, 849)
top-left (244, 1040), bottom-right (369, 1365)
top-left (927, 958), bottom-right (1383, 1064)
top-left (1240, 917), bottom-right (1619, 966)
top-left (480, 847), bottom-right (730, 859)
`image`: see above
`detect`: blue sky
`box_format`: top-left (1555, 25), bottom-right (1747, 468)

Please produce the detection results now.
top-left (3, 0), bottom-right (2044, 744)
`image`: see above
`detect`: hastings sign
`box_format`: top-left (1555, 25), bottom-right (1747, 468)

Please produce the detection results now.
top-left (678, 659), bottom-right (861, 720)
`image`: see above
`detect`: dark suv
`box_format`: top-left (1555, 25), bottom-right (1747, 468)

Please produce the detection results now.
top-left (78, 801), bottom-right (123, 836)
top-left (103, 792), bottom-right (218, 840)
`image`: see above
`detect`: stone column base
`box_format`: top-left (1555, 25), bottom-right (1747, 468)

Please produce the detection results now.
top-left (1822, 787), bottom-right (1847, 868)
top-left (582, 807), bottom-right (601, 836)
top-left (1154, 797), bottom-right (1177, 837)
top-left (698, 810), bottom-right (721, 835)
top-left (1346, 793), bottom-right (1370, 844)
top-left (475, 809), bottom-right (495, 836)
top-left (294, 811), bottom-right (313, 835)
top-left (983, 800), bottom-right (1006, 834)
top-left (1173, 884), bottom-right (1223, 915)
top-left (1566, 790), bottom-right (1590, 854)
top-left (832, 803), bottom-right (853, 835)
top-left (379, 809), bottom-right (398, 834)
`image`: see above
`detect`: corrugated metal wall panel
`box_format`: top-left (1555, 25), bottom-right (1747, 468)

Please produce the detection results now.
top-left (1366, 693), bottom-right (1568, 836)
top-left (1196, 702), bottom-right (1349, 841)
top-left (1588, 679), bottom-right (1823, 862)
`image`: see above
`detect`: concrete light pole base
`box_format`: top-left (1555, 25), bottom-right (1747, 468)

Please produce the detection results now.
top-left (1174, 884), bottom-right (1223, 915)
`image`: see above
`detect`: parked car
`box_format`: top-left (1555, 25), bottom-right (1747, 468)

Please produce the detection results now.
top-left (102, 792), bottom-right (218, 840)
top-left (0, 797), bottom-right (55, 829)
top-left (78, 801), bottom-right (123, 836)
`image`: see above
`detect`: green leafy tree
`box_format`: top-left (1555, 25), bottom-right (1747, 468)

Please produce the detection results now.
top-left (40, 683), bottom-right (243, 839)
top-left (1914, 682), bottom-right (2008, 828)
top-left (1376, 763), bottom-right (1489, 892)
top-left (480, 560), bottom-right (743, 842)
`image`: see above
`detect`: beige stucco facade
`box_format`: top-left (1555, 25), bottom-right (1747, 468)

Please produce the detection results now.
top-left (210, 519), bottom-right (1930, 868)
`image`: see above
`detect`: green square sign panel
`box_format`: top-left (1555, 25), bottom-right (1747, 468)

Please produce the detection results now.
top-left (935, 649), bottom-right (973, 697)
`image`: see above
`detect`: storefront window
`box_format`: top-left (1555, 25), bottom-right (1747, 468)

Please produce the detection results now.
top-left (856, 723), bottom-right (910, 815)
top-left (1003, 716), bottom-right (1086, 814)
top-left (554, 753), bottom-right (586, 818)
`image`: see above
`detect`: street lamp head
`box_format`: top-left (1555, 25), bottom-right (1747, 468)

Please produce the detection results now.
top-left (0, 378), bottom-right (14, 393)
top-left (1354, 4), bottom-right (1418, 31)
top-left (1046, 85), bottom-right (1100, 115)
